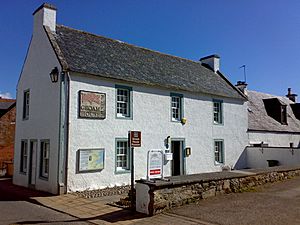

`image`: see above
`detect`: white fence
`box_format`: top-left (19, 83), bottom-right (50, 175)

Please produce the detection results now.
top-left (246, 147), bottom-right (300, 169)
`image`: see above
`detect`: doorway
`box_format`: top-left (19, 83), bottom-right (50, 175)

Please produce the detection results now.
top-left (171, 140), bottom-right (185, 176)
top-left (28, 140), bottom-right (37, 187)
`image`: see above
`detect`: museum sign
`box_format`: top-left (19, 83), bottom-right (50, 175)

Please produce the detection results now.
top-left (79, 90), bottom-right (106, 119)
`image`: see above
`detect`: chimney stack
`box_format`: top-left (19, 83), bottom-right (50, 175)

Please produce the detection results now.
top-left (200, 54), bottom-right (220, 73)
top-left (33, 3), bottom-right (57, 34)
top-left (235, 81), bottom-right (248, 94)
top-left (286, 88), bottom-right (297, 102)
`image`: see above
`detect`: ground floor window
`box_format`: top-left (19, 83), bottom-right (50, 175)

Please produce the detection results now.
top-left (40, 140), bottom-right (50, 179)
top-left (214, 140), bottom-right (224, 164)
top-left (116, 139), bottom-right (130, 173)
top-left (20, 140), bottom-right (28, 173)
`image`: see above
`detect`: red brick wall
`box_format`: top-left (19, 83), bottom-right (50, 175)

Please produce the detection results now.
top-left (0, 101), bottom-right (16, 170)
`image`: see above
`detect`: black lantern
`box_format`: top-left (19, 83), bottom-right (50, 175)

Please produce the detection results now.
top-left (49, 67), bottom-right (59, 83)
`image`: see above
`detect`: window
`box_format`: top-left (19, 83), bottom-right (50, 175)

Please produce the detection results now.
top-left (20, 140), bottom-right (28, 173)
top-left (214, 140), bottom-right (224, 164)
top-left (40, 140), bottom-right (50, 179)
top-left (171, 93), bottom-right (183, 122)
top-left (116, 140), bottom-right (130, 173)
top-left (116, 85), bottom-right (132, 118)
top-left (23, 90), bottom-right (30, 120)
top-left (281, 105), bottom-right (287, 125)
top-left (213, 100), bottom-right (223, 124)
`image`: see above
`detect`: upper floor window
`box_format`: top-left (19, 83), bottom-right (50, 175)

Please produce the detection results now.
top-left (40, 140), bottom-right (50, 179)
top-left (115, 139), bottom-right (130, 173)
top-left (281, 105), bottom-right (287, 125)
top-left (20, 140), bottom-right (28, 173)
top-left (116, 85), bottom-right (132, 119)
top-left (213, 100), bottom-right (223, 124)
top-left (171, 93), bottom-right (183, 122)
top-left (23, 90), bottom-right (30, 120)
top-left (214, 140), bottom-right (224, 164)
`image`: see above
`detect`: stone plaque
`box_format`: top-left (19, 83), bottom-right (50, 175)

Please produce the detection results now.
top-left (79, 90), bottom-right (106, 119)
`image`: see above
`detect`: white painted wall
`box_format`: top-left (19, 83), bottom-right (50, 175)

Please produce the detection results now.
top-left (248, 131), bottom-right (300, 147)
top-left (13, 15), bottom-right (61, 194)
top-left (246, 147), bottom-right (300, 168)
top-left (66, 72), bottom-right (248, 192)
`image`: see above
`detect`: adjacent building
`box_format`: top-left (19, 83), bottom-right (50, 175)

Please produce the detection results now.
top-left (13, 4), bottom-right (248, 194)
top-left (0, 97), bottom-right (16, 176)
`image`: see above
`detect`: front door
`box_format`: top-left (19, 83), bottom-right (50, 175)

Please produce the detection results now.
top-left (28, 140), bottom-right (37, 187)
top-left (171, 140), bottom-right (184, 176)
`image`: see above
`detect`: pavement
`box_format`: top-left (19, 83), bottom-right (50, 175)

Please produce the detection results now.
top-left (2, 174), bottom-right (300, 225)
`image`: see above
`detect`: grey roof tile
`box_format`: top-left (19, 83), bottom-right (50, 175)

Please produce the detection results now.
top-left (47, 25), bottom-right (245, 100)
top-left (247, 90), bottom-right (300, 133)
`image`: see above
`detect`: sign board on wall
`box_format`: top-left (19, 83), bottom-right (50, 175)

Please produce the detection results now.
top-left (78, 148), bottom-right (105, 172)
top-left (147, 150), bottom-right (163, 180)
top-left (79, 90), bottom-right (106, 119)
top-left (129, 131), bottom-right (141, 147)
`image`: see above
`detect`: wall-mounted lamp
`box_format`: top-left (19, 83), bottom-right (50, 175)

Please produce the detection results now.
top-left (181, 117), bottom-right (187, 125)
top-left (49, 67), bottom-right (59, 83)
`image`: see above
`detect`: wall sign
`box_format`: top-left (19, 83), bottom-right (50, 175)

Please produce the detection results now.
top-left (147, 150), bottom-right (163, 180)
top-left (78, 148), bottom-right (105, 172)
top-left (79, 90), bottom-right (106, 119)
top-left (129, 131), bottom-right (142, 147)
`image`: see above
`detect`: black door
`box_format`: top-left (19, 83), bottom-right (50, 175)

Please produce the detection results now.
top-left (171, 141), bottom-right (181, 176)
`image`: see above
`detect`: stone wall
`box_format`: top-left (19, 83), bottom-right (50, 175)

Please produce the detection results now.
top-left (136, 167), bottom-right (300, 215)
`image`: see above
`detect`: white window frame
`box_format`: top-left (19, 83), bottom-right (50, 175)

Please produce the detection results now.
top-left (116, 85), bottom-right (132, 119)
top-left (214, 140), bottom-right (224, 164)
top-left (213, 100), bottom-right (223, 124)
top-left (20, 140), bottom-right (28, 173)
top-left (171, 93), bottom-right (183, 122)
top-left (40, 140), bottom-right (50, 179)
top-left (23, 90), bottom-right (30, 120)
top-left (115, 139), bottom-right (130, 173)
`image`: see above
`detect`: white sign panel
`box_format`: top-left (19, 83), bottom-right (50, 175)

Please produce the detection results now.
top-left (147, 150), bottom-right (163, 180)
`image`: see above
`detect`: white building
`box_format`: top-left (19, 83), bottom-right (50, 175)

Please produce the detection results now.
top-left (14, 3), bottom-right (248, 194)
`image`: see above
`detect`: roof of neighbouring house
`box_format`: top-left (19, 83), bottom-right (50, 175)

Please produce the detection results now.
top-left (0, 98), bottom-right (16, 118)
top-left (247, 90), bottom-right (300, 133)
top-left (45, 25), bottom-right (246, 100)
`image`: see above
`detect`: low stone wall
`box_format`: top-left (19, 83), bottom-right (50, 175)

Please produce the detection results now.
top-left (136, 166), bottom-right (300, 215)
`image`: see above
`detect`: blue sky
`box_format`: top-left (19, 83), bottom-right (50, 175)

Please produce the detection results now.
top-left (1, 0), bottom-right (300, 99)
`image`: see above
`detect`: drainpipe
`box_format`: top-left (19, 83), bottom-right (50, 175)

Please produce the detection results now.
top-left (57, 70), bottom-right (70, 194)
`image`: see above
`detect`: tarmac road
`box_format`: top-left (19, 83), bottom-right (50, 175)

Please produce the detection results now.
top-left (168, 176), bottom-right (300, 225)
top-left (0, 178), bottom-right (90, 225)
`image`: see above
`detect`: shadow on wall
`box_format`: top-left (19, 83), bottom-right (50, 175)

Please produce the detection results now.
top-left (234, 148), bottom-right (248, 169)
top-left (234, 146), bottom-right (300, 169)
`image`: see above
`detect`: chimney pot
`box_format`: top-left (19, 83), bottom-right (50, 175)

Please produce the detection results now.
top-left (286, 88), bottom-right (297, 103)
top-left (235, 81), bottom-right (248, 94)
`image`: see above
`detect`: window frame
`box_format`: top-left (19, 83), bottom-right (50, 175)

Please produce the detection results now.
top-left (115, 85), bottom-right (133, 119)
top-left (23, 89), bottom-right (30, 120)
top-left (170, 93), bottom-right (184, 122)
top-left (20, 140), bottom-right (28, 174)
top-left (214, 139), bottom-right (224, 165)
top-left (115, 138), bottom-right (131, 174)
top-left (213, 99), bottom-right (223, 125)
top-left (40, 140), bottom-right (50, 180)
top-left (281, 105), bottom-right (287, 125)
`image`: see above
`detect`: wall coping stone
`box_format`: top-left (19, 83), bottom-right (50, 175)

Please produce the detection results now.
top-left (136, 165), bottom-right (300, 189)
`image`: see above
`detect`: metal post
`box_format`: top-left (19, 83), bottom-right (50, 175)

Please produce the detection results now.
top-left (130, 146), bottom-right (134, 211)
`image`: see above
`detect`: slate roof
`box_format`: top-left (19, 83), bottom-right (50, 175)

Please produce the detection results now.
top-left (0, 99), bottom-right (15, 110)
top-left (45, 25), bottom-right (245, 100)
top-left (247, 90), bottom-right (300, 133)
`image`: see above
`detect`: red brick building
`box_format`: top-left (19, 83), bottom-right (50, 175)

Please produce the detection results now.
top-left (0, 97), bottom-right (16, 176)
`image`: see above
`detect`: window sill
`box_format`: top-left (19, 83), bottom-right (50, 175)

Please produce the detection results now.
top-left (39, 176), bottom-right (49, 181)
top-left (115, 170), bottom-right (131, 175)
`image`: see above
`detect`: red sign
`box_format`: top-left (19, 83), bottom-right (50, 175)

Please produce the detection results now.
top-left (150, 169), bottom-right (161, 175)
top-left (129, 131), bottom-right (141, 147)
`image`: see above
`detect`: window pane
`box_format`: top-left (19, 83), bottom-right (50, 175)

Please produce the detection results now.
top-left (116, 140), bottom-right (129, 171)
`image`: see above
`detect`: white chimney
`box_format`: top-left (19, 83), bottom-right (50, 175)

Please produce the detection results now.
top-left (200, 54), bottom-right (220, 73)
top-left (33, 3), bottom-right (57, 34)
